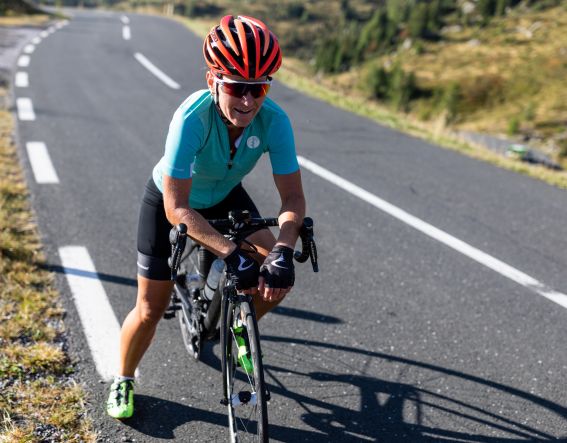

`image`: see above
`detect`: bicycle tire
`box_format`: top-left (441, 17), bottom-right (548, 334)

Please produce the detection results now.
top-left (222, 293), bottom-right (269, 442)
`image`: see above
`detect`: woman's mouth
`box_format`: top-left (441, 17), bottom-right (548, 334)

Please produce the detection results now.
top-left (234, 107), bottom-right (253, 115)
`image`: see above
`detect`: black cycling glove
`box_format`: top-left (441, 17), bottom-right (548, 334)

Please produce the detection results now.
top-left (224, 247), bottom-right (260, 291)
top-left (260, 245), bottom-right (295, 288)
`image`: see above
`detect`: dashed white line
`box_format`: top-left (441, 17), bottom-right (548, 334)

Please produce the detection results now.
top-left (134, 52), bottom-right (181, 90)
top-left (23, 44), bottom-right (35, 54)
top-left (25, 142), bottom-right (59, 184)
top-left (122, 25), bottom-right (131, 40)
top-left (15, 72), bottom-right (29, 88)
top-left (58, 246), bottom-right (123, 381)
top-left (16, 98), bottom-right (35, 121)
top-left (17, 55), bottom-right (30, 67)
top-left (40, 30), bottom-right (48, 38)
top-left (297, 156), bottom-right (567, 310)
top-left (32, 36), bottom-right (41, 44)
top-left (47, 27), bottom-right (56, 34)
top-left (121, 15), bottom-right (130, 24)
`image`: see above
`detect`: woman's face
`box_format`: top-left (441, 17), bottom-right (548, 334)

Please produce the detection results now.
top-left (207, 71), bottom-right (268, 128)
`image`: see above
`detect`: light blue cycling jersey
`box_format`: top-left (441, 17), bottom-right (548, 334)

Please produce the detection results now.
top-left (152, 90), bottom-right (299, 209)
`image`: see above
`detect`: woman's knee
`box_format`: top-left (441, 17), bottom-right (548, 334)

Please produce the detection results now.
top-left (135, 277), bottom-right (173, 325)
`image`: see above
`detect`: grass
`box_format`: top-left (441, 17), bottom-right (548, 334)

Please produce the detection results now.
top-left (173, 14), bottom-right (567, 190)
top-left (0, 14), bottom-right (51, 26)
top-left (0, 91), bottom-right (96, 442)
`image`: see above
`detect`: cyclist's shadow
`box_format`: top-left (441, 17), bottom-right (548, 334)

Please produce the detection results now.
top-left (262, 335), bottom-right (567, 443)
top-left (121, 395), bottom-right (225, 439)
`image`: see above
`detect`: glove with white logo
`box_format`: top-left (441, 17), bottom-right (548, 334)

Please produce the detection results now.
top-left (260, 245), bottom-right (295, 288)
top-left (224, 247), bottom-right (260, 291)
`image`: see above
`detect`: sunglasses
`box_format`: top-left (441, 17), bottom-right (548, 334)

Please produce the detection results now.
top-left (214, 76), bottom-right (271, 99)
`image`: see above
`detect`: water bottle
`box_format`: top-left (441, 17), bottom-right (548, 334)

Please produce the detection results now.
top-left (204, 259), bottom-right (225, 301)
top-left (186, 273), bottom-right (204, 296)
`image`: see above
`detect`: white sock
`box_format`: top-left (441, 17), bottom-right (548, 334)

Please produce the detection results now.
top-left (114, 375), bottom-right (135, 383)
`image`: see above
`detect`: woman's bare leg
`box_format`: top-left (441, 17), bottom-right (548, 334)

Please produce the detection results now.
top-left (118, 277), bottom-right (173, 376)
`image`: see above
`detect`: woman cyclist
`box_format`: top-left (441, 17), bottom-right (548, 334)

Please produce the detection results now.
top-left (106, 15), bottom-right (306, 419)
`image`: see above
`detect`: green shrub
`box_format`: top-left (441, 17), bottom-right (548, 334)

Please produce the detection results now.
top-left (442, 82), bottom-right (461, 124)
top-left (508, 116), bottom-right (521, 135)
top-left (388, 63), bottom-right (416, 112)
top-left (558, 138), bottom-right (567, 158)
top-left (367, 64), bottom-right (389, 99)
top-left (408, 2), bottom-right (429, 38)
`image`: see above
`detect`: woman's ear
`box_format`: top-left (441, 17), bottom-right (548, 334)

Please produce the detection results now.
top-left (206, 71), bottom-right (215, 94)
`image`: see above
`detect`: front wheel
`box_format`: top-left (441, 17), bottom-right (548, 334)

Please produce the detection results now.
top-left (222, 293), bottom-right (269, 442)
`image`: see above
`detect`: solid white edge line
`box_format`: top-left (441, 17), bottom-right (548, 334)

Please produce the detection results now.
top-left (297, 155), bottom-right (567, 310)
top-left (58, 246), bottom-right (123, 381)
top-left (15, 72), bottom-right (29, 88)
top-left (121, 15), bottom-right (130, 24)
top-left (26, 142), bottom-right (59, 184)
top-left (23, 44), bottom-right (35, 54)
top-left (134, 52), bottom-right (181, 90)
top-left (17, 55), bottom-right (30, 67)
top-left (122, 25), bottom-right (131, 40)
top-left (16, 98), bottom-right (35, 121)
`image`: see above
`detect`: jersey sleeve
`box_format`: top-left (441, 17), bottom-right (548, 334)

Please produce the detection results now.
top-left (161, 110), bottom-right (204, 179)
top-left (267, 114), bottom-right (300, 175)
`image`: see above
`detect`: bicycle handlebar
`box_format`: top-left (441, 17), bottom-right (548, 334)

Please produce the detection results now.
top-left (168, 210), bottom-right (319, 280)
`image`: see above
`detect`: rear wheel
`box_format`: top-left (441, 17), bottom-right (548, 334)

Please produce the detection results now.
top-left (223, 295), bottom-right (269, 442)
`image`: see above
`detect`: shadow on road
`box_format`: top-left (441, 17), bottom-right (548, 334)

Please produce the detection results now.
top-left (271, 305), bottom-right (343, 324)
top-left (122, 395), bottom-right (329, 440)
top-left (119, 334), bottom-right (566, 442)
top-left (41, 263), bottom-right (138, 287)
top-left (261, 335), bottom-right (567, 443)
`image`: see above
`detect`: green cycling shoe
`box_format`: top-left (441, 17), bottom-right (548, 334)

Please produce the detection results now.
top-left (106, 379), bottom-right (134, 419)
top-left (233, 325), bottom-right (254, 375)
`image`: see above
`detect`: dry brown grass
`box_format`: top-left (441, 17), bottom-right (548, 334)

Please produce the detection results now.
top-left (397, 5), bottom-right (567, 142)
top-left (0, 14), bottom-right (51, 26)
top-left (0, 95), bottom-right (96, 442)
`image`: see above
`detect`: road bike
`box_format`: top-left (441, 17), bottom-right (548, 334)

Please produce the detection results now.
top-left (165, 210), bottom-right (318, 442)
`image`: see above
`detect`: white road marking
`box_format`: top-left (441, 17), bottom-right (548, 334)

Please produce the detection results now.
top-left (121, 15), bottom-right (130, 24)
top-left (58, 246), bottom-right (123, 381)
top-left (32, 36), bottom-right (41, 44)
top-left (25, 142), bottom-right (59, 184)
top-left (122, 25), bottom-right (131, 40)
top-left (55, 22), bottom-right (64, 29)
top-left (23, 44), bottom-right (35, 54)
top-left (47, 27), bottom-right (56, 34)
top-left (297, 156), bottom-right (567, 310)
top-left (17, 55), bottom-right (30, 67)
top-left (16, 98), bottom-right (35, 121)
top-left (40, 30), bottom-right (49, 38)
top-left (15, 72), bottom-right (29, 88)
top-left (134, 52), bottom-right (181, 90)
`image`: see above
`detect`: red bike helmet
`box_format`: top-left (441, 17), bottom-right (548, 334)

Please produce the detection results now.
top-left (203, 15), bottom-right (282, 80)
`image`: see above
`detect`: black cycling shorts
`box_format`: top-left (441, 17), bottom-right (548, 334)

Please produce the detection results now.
top-left (137, 177), bottom-right (264, 280)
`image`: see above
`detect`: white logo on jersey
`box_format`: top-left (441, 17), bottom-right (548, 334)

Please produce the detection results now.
top-left (247, 136), bottom-right (261, 149)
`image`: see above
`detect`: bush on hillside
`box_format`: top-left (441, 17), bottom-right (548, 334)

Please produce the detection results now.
top-left (366, 63), bottom-right (417, 112)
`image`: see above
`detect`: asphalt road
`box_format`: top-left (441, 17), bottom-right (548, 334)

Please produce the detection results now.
top-left (9, 9), bottom-right (567, 442)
